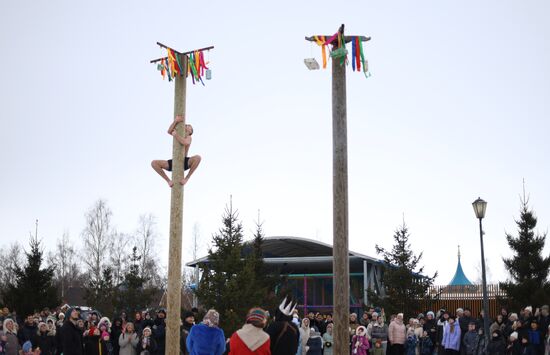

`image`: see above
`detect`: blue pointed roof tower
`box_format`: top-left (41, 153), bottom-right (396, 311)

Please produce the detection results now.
top-left (449, 245), bottom-right (473, 286)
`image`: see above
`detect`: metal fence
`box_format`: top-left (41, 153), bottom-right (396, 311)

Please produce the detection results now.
top-left (418, 284), bottom-right (507, 317)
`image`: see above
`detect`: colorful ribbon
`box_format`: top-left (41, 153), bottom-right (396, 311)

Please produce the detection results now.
top-left (314, 35), bottom-right (327, 68)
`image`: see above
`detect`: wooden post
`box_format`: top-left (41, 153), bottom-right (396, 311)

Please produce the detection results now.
top-left (332, 25), bottom-right (350, 355)
top-left (166, 55), bottom-right (188, 355)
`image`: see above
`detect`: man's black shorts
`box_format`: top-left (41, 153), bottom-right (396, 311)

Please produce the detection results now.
top-left (167, 158), bottom-right (190, 171)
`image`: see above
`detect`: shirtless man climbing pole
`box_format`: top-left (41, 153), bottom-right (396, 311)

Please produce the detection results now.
top-left (151, 115), bottom-right (201, 187)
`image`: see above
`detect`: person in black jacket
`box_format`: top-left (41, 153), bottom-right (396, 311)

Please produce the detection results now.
top-left (306, 329), bottom-right (323, 355)
top-left (266, 297), bottom-right (299, 355)
top-left (152, 310), bottom-right (166, 355)
top-left (18, 316), bottom-right (37, 346)
top-left (110, 318), bottom-right (123, 355)
top-left (423, 312), bottom-right (438, 348)
top-left (180, 311), bottom-right (194, 355)
top-left (61, 308), bottom-right (83, 355)
top-left (487, 330), bottom-right (506, 355)
top-left (32, 322), bottom-right (56, 355)
top-left (507, 332), bottom-right (521, 355)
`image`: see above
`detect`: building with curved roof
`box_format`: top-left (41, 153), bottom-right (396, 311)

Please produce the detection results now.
top-left (187, 236), bottom-right (386, 313)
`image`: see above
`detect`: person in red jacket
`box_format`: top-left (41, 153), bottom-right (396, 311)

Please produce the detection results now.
top-left (229, 308), bottom-right (271, 355)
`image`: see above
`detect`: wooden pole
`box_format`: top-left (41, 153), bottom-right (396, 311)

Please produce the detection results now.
top-left (332, 25), bottom-right (350, 355)
top-left (166, 55), bottom-right (188, 355)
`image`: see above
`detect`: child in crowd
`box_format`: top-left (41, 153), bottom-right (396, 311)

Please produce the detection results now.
top-left (419, 331), bottom-right (433, 355)
top-left (463, 322), bottom-right (478, 355)
top-left (520, 335), bottom-right (533, 355)
top-left (406, 329), bottom-right (418, 355)
top-left (352, 326), bottom-right (370, 355)
top-left (372, 339), bottom-right (385, 355)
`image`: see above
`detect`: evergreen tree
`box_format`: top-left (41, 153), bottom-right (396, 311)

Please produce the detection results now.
top-left (1, 235), bottom-right (59, 317)
top-left (196, 204), bottom-right (274, 337)
top-left (116, 247), bottom-right (155, 315)
top-left (84, 267), bottom-right (116, 317)
top-left (500, 197), bottom-right (550, 309)
top-left (374, 222), bottom-right (436, 317)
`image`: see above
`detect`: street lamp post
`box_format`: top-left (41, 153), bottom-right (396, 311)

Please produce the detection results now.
top-left (472, 197), bottom-right (490, 344)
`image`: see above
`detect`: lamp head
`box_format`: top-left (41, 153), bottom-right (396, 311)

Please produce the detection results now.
top-left (472, 197), bottom-right (487, 219)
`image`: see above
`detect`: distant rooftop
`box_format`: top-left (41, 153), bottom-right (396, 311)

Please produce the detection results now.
top-left (186, 236), bottom-right (383, 274)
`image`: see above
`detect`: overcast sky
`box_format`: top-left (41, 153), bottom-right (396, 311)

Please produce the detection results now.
top-left (1, 0), bottom-right (549, 285)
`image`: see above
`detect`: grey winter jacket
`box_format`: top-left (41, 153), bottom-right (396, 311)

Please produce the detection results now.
top-left (118, 332), bottom-right (139, 355)
top-left (2, 331), bottom-right (21, 355)
top-left (463, 330), bottom-right (478, 355)
top-left (370, 324), bottom-right (389, 342)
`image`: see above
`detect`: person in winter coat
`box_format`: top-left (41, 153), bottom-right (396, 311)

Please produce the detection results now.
top-left (459, 309), bottom-right (474, 345)
top-left (544, 326), bottom-right (550, 355)
top-left (474, 329), bottom-right (486, 355)
top-left (491, 316), bottom-right (507, 337)
top-left (19, 316), bottom-right (38, 346)
top-left (369, 316), bottom-right (389, 355)
top-left (265, 298), bottom-right (299, 355)
top-left (139, 327), bottom-right (157, 355)
top-left (186, 309), bottom-right (225, 355)
top-left (413, 320), bottom-right (423, 355)
top-left (350, 314), bottom-right (360, 338)
top-left (2, 319), bottom-right (21, 355)
top-left (180, 311), bottom-right (195, 355)
top-left (487, 330), bottom-right (506, 355)
top-left (298, 318), bottom-right (311, 355)
top-left (118, 322), bottom-right (139, 355)
top-left (463, 322), bottom-right (478, 355)
top-left (419, 331), bottom-right (433, 355)
top-left (373, 339), bottom-right (385, 355)
top-left (442, 316), bottom-right (461, 355)
top-left (61, 308), bottom-right (83, 355)
top-left (229, 308), bottom-right (270, 355)
top-left (423, 312), bottom-right (437, 352)
top-left (32, 322), bottom-right (56, 355)
top-left (520, 335), bottom-right (534, 355)
top-left (507, 332), bottom-right (521, 355)
top-left (437, 312), bottom-right (450, 355)
top-left (305, 329), bottom-right (322, 355)
top-left (133, 314), bottom-right (144, 337)
top-left (352, 326), bottom-right (370, 355)
top-left (405, 329), bottom-right (418, 355)
top-left (111, 319), bottom-right (123, 355)
top-left (527, 322), bottom-right (543, 355)
top-left (83, 323), bottom-right (102, 355)
top-left (151, 310), bottom-right (166, 355)
top-left (389, 314), bottom-right (406, 355)
top-left (98, 318), bottom-right (114, 355)
top-left (322, 323), bottom-right (334, 355)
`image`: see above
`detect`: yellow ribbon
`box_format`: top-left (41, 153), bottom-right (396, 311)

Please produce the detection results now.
top-left (313, 35), bottom-right (327, 69)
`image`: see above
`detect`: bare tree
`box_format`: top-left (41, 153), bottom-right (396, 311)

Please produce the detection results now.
top-left (189, 222), bottom-right (203, 307)
top-left (81, 199), bottom-right (114, 286)
top-left (47, 231), bottom-right (81, 300)
top-left (134, 214), bottom-right (160, 285)
top-left (109, 232), bottom-right (130, 285)
top-left (474, 258), bottom-right (493, 284)
top-left (0, 242), bottom-right (24, 291)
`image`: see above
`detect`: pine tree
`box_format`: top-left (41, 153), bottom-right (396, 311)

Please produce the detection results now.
top-left (374, 222), bottom-right (436, 317)
top-left (84, 267), bottom-right (116, 317)
top-left (500, 197), bottom-right (550, 309)
top-left (1, 235), bottom-right (59, 317)
top-left (196, 204), bottom-right (274, 337)
top-left (116, 247), bottom-right (155, 315)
